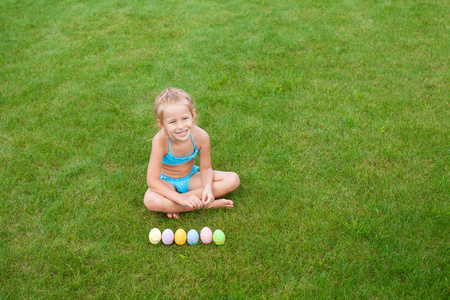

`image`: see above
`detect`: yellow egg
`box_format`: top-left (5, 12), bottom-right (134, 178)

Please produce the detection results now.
top-left (174, 229), bottom-right (187, 245)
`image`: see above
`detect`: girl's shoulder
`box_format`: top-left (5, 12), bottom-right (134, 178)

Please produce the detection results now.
top-left (151, 130), bottom-right (169, 148)
top-left (191, 125), bottom-right (210, 145)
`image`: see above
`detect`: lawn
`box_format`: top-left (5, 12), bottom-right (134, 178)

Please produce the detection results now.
top-left (1, 0), bottom-right (448, 298)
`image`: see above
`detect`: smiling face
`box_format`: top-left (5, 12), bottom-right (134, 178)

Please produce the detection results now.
top-left (158, 103), bottom-right (196, 141)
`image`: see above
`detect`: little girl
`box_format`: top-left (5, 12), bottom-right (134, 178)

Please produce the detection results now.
top-left (144, 88), bottom-right (240, 219)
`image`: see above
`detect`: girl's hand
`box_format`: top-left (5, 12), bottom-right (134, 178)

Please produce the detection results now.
top-left (202, 188), bottom-right (215, 208)
top-left (182, 195), bottom-right (203, 209)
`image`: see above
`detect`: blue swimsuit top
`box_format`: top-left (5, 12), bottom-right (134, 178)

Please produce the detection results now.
top-left (161, 134), bottom-right (198, 165)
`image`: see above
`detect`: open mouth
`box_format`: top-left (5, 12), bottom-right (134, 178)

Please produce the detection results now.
top-left (176, 129), bottom-right (189, 136)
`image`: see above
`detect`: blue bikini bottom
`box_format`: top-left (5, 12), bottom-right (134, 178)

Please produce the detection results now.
top-left (160, 165), bottom-right (199, 193)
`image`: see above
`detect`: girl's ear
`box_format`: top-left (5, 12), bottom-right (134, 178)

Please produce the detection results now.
top-left (157, 119), bottom-right (164, 129)
top-left (192, 109), bottom-right (197, 120)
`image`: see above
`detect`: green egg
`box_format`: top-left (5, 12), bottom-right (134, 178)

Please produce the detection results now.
top-left (213, 229), bottom-right (225, 245)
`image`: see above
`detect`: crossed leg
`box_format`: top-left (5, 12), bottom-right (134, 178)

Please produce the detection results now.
top-left (144, 171), bottom-right (240, 219)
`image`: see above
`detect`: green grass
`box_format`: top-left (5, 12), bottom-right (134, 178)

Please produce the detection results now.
top-left (1, 0), bottom-right (449, 298)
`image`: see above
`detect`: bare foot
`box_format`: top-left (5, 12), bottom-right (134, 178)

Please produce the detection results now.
top-left (166, 213), bottom-right (180, 219)
top-left (209, 199), bottom-right (234, 209)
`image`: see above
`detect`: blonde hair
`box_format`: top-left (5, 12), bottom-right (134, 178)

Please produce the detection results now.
top-left (154, 88), bottom-right (195, 121)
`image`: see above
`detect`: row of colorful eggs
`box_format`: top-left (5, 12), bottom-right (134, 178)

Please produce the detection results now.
top-left (149, 227), bottom-right (225, 245)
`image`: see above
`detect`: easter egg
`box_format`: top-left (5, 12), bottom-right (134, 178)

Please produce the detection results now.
top-left (213, 229), bottom-right (225, 245)
top-left (174, 229), bottom-right (187, 245)
top-left (187, 229), bottom-right (199, 245)
top-left (161, 229), bottom-right (174, 245)
top-left (149, 228), bottom-right (161, 244)
top-left (200, 227), bottom-right (213, 244)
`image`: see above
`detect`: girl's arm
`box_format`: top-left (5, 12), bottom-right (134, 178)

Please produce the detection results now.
top-left (147, 134), bottom-right (193, 205)
top-left (196, 129), bottom-right (214, 205)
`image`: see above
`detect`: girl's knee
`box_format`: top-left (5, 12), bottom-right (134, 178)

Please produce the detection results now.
top-left (228, 172), bottom-right (240, 190)
top-left (143, 190), bottom-right (158, 211)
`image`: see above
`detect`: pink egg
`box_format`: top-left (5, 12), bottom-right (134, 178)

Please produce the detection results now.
top-left (200, 227), bottom-right (213, 244)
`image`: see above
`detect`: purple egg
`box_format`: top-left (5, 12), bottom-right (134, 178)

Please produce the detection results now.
top-left (162, 229), bottom-right (174, 245)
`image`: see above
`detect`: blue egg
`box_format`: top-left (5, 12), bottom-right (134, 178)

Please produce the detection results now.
top-left (187, 229), bottom-right (199, 245)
